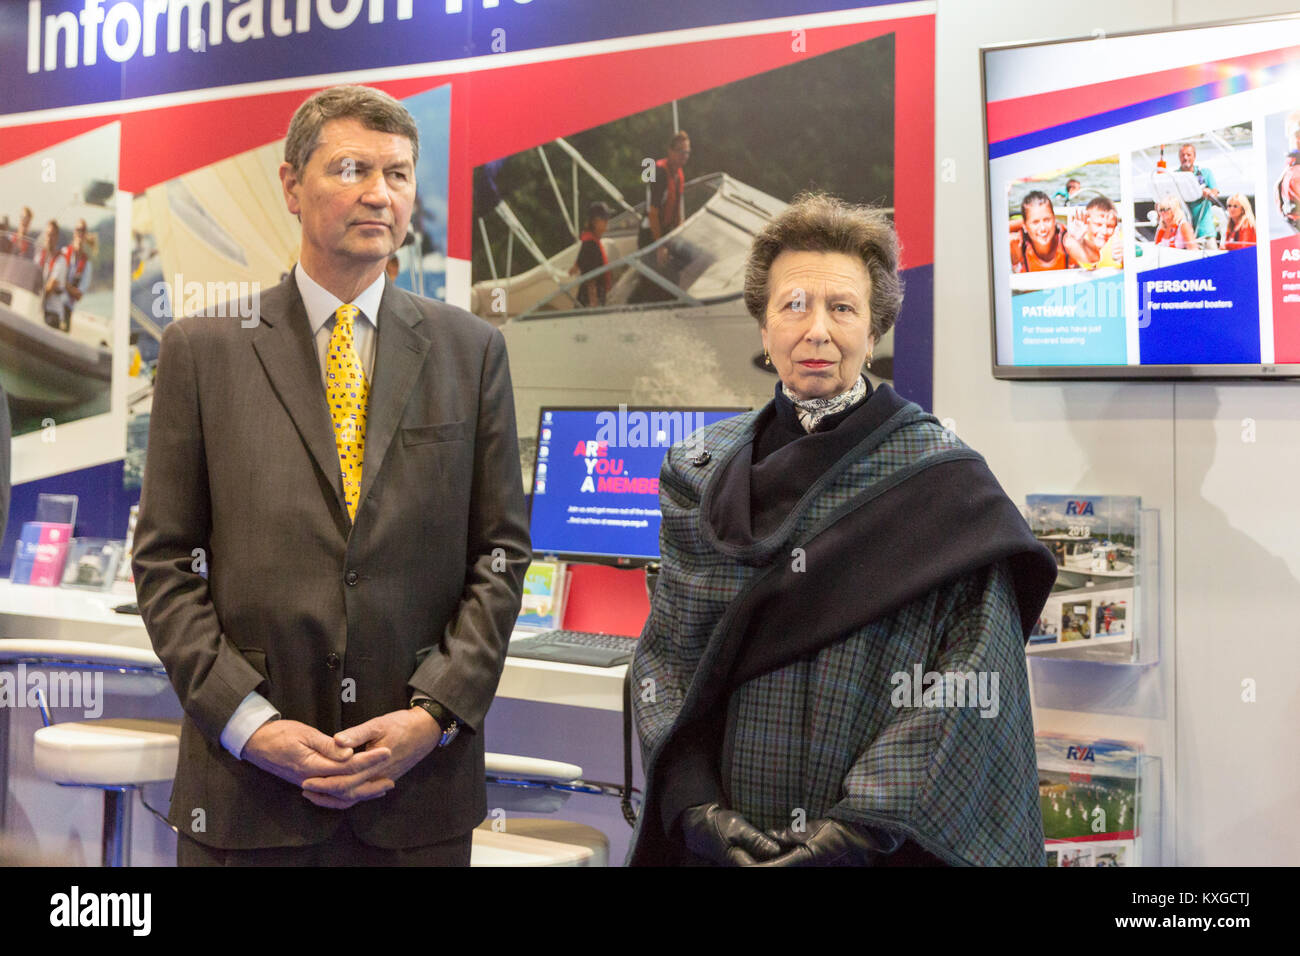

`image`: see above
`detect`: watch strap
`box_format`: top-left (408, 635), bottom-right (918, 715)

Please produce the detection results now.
top-left (410, 697), bottom-right (459, 747)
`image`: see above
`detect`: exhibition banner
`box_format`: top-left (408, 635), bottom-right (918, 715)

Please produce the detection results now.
top-left (1, 1), bottom-right (915, 114)
top-left (0, 1), bottom-right (935, 569)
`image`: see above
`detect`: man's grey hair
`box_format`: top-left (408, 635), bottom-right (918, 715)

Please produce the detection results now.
top-left (284, 85), bottom-right (420, 171)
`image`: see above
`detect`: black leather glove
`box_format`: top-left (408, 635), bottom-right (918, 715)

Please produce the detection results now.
top-left (751, 818), bottom-right (904, 867)
top-left (678, 803), bottom-right (784, 865)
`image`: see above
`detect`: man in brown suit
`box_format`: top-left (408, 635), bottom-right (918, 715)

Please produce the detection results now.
top-left (132, 86), bottom-right (530, 865)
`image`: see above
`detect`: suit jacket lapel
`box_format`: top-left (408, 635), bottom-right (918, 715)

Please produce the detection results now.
top-left (357, 285), bottom-right (431, 510)
top-left (250, 279), bottom-right (348, 517)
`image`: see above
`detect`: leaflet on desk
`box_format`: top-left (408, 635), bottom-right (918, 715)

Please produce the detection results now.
top-left (10, 522), bottom-right (75, 587)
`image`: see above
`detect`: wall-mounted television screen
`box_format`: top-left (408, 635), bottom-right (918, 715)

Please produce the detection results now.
top-left (983, 15), bottom-right (1300, 379)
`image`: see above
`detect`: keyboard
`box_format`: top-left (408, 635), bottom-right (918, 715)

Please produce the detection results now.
top-left (509, 629), bottom-right (638, 667)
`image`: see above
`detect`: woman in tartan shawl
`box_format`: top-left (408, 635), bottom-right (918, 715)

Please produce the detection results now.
top-left (628, 193), bottom-right (1057, 866)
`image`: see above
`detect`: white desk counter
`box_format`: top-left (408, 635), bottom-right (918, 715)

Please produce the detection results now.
top-left (0, 579), bottom-right (627, 711)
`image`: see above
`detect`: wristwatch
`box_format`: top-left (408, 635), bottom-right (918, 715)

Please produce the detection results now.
top-left (410, 697), bottom-right (460, 748)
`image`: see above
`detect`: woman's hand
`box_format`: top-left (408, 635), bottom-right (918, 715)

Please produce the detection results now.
top-left (679, 803), bottom-right (784, 865)
top-left (751, 818), bottom-right (904, 867)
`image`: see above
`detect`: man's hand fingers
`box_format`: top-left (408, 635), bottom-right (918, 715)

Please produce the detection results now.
top-left (302, 727), bottom-right (355, 762)
top-left (334, 719), bottom-right (386, 750)
top-left (301, 766), bottom-right (395, 800)
top-left (299, 753), bottom-right (392, 792)
top-left (302, 789), bottom-right (357, 810)
top-left (297, 745), bottom-right (391, 779)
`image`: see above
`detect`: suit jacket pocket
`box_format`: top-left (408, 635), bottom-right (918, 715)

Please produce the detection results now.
top-left (401, 422), bottom-right (466, 446)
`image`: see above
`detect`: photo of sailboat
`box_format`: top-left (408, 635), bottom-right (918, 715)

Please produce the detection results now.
top-left (470, 35), bottom-right (899, 465)
top-left (473, 160), bottom-right (897, 460)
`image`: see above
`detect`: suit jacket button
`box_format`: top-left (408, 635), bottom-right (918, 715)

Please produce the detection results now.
top-left (325, 653), bottom-right (341, 670)
top-left (345, 569), bottom-right (359, 586)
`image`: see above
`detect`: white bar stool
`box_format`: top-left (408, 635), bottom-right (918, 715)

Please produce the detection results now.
top-left (472, 752), bottom-right (611, 866)
top-left (34, 718), bottom-right (180, 866)
top-left (0, 639), bottom-right (179, 867)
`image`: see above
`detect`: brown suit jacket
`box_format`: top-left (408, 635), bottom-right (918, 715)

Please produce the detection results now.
top-left (132, 275), bottom-right (530, 849)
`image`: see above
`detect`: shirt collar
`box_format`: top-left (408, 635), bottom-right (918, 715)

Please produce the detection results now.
top-left (294, 263), bottom-right (385, 334)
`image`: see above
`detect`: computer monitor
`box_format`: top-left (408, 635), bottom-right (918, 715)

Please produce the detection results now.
top-left (528, 405), bottom-right (749, 566)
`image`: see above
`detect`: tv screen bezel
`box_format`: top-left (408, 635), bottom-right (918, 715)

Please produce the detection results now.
top-left (980, 13), bottom-right (1300, 382)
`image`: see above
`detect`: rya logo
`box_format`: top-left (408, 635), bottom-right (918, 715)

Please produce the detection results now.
top-left (1064, 500), bottom-right (1095, 516)
top-left (1066, 745), bottom-right (1096, 762)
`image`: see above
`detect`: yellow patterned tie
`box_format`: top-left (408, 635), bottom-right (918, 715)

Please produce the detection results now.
top-left (326, 303), bottom-right (368, 520)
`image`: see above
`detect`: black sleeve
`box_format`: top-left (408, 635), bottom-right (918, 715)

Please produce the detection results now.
top-left (575, 239), bottom-right (603, 275)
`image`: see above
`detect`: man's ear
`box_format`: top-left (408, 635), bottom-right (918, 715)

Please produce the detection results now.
top-left (279, 161), bottom-right (302, 218)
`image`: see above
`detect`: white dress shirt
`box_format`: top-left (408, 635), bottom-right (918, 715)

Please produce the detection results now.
top-left (219, 263), bottom-right (387, 759)
top-left (294, 261), bottom-right (385, 387)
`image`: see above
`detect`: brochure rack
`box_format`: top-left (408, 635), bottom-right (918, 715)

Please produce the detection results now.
top-left (1030, 507), bottom-right (1171, 866)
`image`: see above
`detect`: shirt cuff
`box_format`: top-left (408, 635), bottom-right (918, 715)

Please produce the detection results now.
top-left (220, 692), bottom-right (281, 759)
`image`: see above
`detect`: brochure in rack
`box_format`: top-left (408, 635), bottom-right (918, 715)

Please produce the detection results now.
top-left (1037, 733), bottom-right (1142, 867)
top-left (1026, 494), bottom-right (1140, 662)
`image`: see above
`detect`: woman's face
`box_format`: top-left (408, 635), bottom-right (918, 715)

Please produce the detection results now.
top-left (761, 249), bottom-right (875, 402)
top-left (1158, 204), bottom-right (1175, 224)
top-left (1023, 201), bottom-right (1056, 248)
top-left (1227, 199), bottom-right (1242, 223)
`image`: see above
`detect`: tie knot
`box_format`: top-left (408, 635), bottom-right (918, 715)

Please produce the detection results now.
top-left (335, 303), bottom-right (360, 326)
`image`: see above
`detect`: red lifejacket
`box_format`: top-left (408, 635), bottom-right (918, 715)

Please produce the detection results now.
top-left (36, 246), bottom-right (59, 277)
top-left (1019, 224), bottom-right (1072, 271)
top-left (1224, 222), bottom-right (1256, 250)
top-left (60, 245), bottom-right (89, 286)
top-left (655, 158), bottom-right (685, 231)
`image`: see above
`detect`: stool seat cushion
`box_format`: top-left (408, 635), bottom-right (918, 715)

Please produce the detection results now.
top-left (34, 719), bottom-right (181, 787)
top-left (480, 818), bottom-right (610, 867)
top-left (483, 752), bottom-right (583, 782)
top-left (470, 827), bottom-right (596, 866)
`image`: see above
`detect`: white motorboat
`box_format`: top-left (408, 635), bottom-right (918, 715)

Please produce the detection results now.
top-left (0, 251), bottom-right (111, 410)
top-left (472, 168), bottom-right (895, 455)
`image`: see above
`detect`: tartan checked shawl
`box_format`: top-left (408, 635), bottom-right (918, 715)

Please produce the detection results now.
top-left (628, 385), bottom-right (1053, 866)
